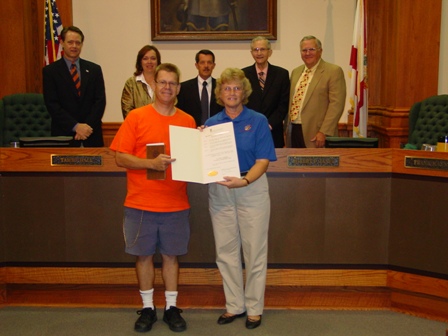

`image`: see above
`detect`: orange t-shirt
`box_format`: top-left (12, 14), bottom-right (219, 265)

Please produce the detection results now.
top-left (110, 105), bottom-right (196, 212)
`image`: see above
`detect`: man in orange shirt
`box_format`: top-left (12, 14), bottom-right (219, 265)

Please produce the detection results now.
top-left (110, 63), bottom-right (196, 333)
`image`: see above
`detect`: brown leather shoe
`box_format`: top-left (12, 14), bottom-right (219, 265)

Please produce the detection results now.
top-left (217, 312), bottom-right (246, 325)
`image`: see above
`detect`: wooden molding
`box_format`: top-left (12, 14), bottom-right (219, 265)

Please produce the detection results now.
top-left (102, 122), bottom-right (122, 147)
top-left (0, 147), bottom-right (125, 173)
top-left (4, 267), bottom-right (388, 287)
top-left (5, 267), bottom-right (447, 301)
top-left (2, 267), bottom-right (448, 321)
top-left (3, 147), bottom-right (448, 178)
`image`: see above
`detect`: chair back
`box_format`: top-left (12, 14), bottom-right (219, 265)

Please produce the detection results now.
top-left (406, 94), bottom-right (448, 149)
top-left (0, 93), bottom-right (51, 146)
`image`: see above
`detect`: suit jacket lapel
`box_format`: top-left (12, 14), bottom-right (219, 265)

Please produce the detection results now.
top-left (57, 58), bottom-right (82, 98)
top-left (57, 58), bottom-right (75, 89)
top-left (193, 76), bottom-right (201, 106)
top-left (211, 78), bottom-right (217, 105)
top-left (249, 64), bottom-right (265, 97)
top-left (79, 59), bottom-right (90, 98)
top-left (262, 62), bottom-right (274, 94)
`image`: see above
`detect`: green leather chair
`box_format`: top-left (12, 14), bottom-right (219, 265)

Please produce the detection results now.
top-left (404, 94), bottom-right (448, 150)
top-left (0, 93), bottom-right (51, 147)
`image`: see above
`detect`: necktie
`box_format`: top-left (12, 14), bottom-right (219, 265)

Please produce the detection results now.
top-left (71, 63), bottom-right (81, 96)
top-left (258, 71), bottom-right (265, 91)
top-left (289, 69), bottom-right (312, 122)
top-left (201, 81), bottom-right (209, 125)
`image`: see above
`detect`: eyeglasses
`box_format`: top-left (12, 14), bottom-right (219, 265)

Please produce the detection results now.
top-left (251, 48), bottom-right (270, 53)
top-left (301, 48), bottom-right (320, 53)
top-left (222, 86), bottom-right (242, 92)
top-left (155, 81), bottom-right (179, 88)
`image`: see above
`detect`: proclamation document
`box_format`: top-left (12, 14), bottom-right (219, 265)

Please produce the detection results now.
top-left (170, 122), bottom-right (240, 184)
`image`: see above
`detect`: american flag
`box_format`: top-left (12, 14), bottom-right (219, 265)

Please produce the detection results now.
top-left (44, 0), bottom-right (63, 65)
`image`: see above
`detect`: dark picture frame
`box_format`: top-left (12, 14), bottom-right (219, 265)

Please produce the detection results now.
top-left (150, 0), bottom-right (277, 41)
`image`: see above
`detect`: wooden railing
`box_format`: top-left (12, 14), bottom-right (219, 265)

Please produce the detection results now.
top-left (2, 147), bottom-right (447, 177)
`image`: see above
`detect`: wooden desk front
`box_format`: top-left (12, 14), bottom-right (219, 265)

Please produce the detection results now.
top-left (1, 148), bottom-right (447, 276)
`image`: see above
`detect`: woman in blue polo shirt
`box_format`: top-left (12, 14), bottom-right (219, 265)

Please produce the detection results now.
top-left (205, 68), bottom-right (277, 330)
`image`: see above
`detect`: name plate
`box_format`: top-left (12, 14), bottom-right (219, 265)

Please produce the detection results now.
top-left (287, 155), bottom-right (340, 167)
top-left (404, 156), bottom-right (448, 171)
top-left (51, 155), bottom-right (103, 166)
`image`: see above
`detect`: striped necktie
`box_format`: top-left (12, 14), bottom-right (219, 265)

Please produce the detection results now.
top-left (70, 63), bottom-right (81, 96)
top-left (258, 71), bottom-right (265, 91)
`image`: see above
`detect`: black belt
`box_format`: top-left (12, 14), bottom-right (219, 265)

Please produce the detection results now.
top-left (240, 171), bottom-right (248, 177)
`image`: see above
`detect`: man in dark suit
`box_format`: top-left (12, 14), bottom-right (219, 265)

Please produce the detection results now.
top-left (43, 26), bottom-right (106, 147)
top-left (176, 49), bottom-right (221, 126)
top-left (242, 36), bottom-right (290, 148)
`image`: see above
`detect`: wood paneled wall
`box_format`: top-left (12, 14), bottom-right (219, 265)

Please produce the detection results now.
top-left (354, 0), bottom-right (442, 148)
top-left (0, 0), bottom-right (72, 97)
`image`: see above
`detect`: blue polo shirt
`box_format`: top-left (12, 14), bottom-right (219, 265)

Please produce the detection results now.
top-left (205, 106), bottom-right (277, 172)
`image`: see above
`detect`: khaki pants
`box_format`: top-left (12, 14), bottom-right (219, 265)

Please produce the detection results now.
top-left (208, 174), bottom-right (270, 316)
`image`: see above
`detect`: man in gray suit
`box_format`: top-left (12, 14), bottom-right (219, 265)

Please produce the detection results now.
top-left (287, 35), bottom-right (346, 148)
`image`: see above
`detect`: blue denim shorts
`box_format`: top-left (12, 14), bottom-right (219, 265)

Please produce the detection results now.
top-left (123, 207), bottom-right (190, 256)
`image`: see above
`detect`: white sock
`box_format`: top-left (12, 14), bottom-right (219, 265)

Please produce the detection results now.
top-left (165, 290), bottom-right (178, 310)
top-left (140, 288), bottom-right (154, 309)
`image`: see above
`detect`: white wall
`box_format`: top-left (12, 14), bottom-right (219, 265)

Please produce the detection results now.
top-left (73, 0), bottom-right (447, 123)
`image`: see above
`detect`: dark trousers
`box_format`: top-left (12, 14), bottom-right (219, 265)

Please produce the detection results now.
top-left (291, 123), bottom-right (307, 148)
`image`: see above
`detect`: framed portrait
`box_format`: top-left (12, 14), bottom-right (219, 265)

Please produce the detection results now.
top-left (150, 0), bottom-right (277, 41)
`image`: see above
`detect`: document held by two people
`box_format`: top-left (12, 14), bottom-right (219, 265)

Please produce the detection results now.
top-left (168, 122), bottom-right (241, 184)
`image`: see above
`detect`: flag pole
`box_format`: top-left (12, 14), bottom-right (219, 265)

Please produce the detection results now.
top-left (349, 0), bottom-right (368, 138)
top-left (44, 0), bottom-right (63, 65)
top-left (47, 0), bottom-right (57, 62)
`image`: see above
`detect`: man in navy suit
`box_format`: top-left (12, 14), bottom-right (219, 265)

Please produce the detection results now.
top-left (176, 49), bottom-right (220, 126)
top-left (43, 26), bottom-right (106, 147)
top-left (242, 36), bottom-right (290, 148)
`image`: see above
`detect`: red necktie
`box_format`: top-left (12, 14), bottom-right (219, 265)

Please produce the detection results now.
top-left (71, 63), bottom-right (81, 96)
